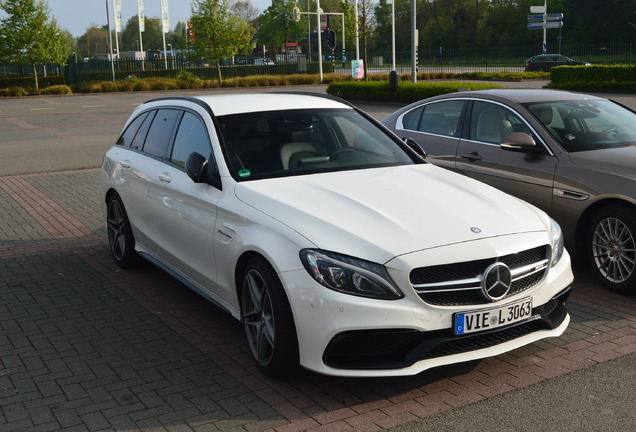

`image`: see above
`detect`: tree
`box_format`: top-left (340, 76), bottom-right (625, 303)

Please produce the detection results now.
top-left (0, 0), bottom-right (71, 90)
top-left (121, 16), bottom-right (165, 53)
top-left (232, 0), bottom-right (260, 23)
top-left (76, 25), bottom-right (109, 59)
top-left (190, 0), bottom-right (255, 85)
top-left (257, 0), bottom-right (306, 54)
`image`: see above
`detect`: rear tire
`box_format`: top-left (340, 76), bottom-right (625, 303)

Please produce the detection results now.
top-left (586, 204), bottom-right (636, 294)
top-left (240, 257), bottom-right (299, 377)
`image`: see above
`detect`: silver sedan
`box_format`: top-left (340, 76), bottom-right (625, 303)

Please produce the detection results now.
top-left (382, 89), bottom-right (636, 294)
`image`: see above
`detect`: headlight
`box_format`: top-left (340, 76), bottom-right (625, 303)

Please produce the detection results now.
top-left (299, 249), bottom-right (404, 300)
top-left (549, 218), bottom-right (564, 267)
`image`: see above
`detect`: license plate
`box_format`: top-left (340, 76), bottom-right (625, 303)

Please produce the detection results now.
top-left (454, 298), bottom-right (533, 335)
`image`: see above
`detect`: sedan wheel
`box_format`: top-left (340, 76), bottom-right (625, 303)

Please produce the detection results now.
top-left (241, 258), bottom-right (298, 377)
top-left (106, 194), bottom-right (139, 268)
top-left (588, 205), bottom-right (636, 294)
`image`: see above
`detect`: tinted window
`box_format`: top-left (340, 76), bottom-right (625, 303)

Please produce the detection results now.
top-left (218, 108), bottom-right (417, 180)
top-left (116, 111), bottom-right (149, 147)
top-left (401, 106), bottom-right (423, 130)
top-left (131, 110), bottom-right (155, 150)
top-left (418, 101), bottom-right (464, 137)
top-left (171, 112), bottom-right (211, 167)
top-left (143, 109), bottom-right (181, 158)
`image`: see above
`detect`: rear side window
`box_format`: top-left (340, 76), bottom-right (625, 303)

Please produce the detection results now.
top-left (143, 109), bottom-right (181, 158)
top-left (116, 111), bottom-right (149, 147)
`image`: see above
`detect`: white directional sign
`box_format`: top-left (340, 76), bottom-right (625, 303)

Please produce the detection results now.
top-left (530, 5), bottom-right (545, 13)
top-left (528, 13), bottom-right (563, 22)
top-left (528, 21), bottom-right (563, 30)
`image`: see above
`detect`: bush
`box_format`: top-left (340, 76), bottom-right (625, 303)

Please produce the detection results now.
top-left (326, 80), bottom-right (502, 103)
top-left (548, 65), bottom-right (636, 92)
top-left (40, 85), bottom-right (72, 95)
top-left (6, 86), bottom-right (27, 97)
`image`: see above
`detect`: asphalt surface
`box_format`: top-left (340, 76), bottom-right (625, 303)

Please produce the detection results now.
top-left (1, 82), bottom-right (635, 431)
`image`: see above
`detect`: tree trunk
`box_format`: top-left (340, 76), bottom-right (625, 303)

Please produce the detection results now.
top-left (215, 60), bottom-right (223, 87)
top-left (32, 63), bottom-right (40, 91)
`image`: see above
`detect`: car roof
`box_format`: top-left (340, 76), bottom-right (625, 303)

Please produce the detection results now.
top-left (440, 89), bottom-right (604, 104)
top-left (192, 93), bottom-right (352, 116)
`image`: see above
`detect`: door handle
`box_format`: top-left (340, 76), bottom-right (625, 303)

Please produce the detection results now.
top-left (120, 159), bottom-right (131, 169)
top-left (460, 152), bottom-right (483, 161)
top-left (158, 173), bottom-right (172, 183)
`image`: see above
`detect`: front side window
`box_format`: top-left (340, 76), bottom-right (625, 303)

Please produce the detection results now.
top-left (218, 108), bottom-right (417, 180)
top-left (170, 112), bottom-right (211, 167)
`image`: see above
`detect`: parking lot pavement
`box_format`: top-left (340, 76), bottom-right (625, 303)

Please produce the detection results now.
top-left (1, 167), bottom-right (635, 432)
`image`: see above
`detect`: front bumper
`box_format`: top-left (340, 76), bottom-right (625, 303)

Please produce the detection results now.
top-left (322, 285), bottom-right (571, 370)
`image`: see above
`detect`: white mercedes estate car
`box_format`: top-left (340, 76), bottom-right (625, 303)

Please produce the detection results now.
top-left (100, 92), bottom-right (573, 377)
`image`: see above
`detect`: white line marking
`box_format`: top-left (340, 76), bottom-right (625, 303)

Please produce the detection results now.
top-left (29, 107), bottom-right (56, 111)
top-left (82, 105), bottom-right (108, 108)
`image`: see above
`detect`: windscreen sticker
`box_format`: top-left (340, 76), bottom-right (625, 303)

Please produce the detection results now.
top-left (238, 169), bottom-right (252, 178)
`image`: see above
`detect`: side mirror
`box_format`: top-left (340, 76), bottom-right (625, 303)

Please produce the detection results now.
top-left (403, 137), bottom-right (427, 159)
top-left (186, 152), bottom-right (222, 189)
top-left (500, 132), bottom-right (541, 153)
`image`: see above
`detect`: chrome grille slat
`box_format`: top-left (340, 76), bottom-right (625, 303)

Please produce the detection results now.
top-left (410, 246), bottom-right (549, 306)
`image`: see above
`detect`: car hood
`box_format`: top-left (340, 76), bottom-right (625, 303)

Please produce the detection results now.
top-left (234, 165), bottom-right (548, 263)
top-left (567, 146), bottom-right (636, 180)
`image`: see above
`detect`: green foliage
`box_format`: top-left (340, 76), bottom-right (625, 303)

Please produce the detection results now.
top-left (39, 84), bottom-right (72, 95)
top-left (548, 65), bottom-right (636, 92)
top-left (326, 80), bottom-right (503, 103)
top-left (176, 70), bottom-right (202, 84)
top-left (257, 0), bottom-right (306, 50)
top-left (0, 0), bottom-right (71, 89)
top-left (190, 0), bottom-right (256, 85)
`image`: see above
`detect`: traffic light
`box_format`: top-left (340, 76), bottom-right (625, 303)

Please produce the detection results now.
top-left (327, 29), bottom-right (336, 50)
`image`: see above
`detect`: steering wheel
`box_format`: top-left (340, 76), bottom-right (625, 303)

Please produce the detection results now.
top-left (600, 128), bottom-right (619, 140)
top-left (330, 147), bottom-right (358, 160)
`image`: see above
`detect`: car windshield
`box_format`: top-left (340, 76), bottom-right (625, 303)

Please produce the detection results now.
top-left (525, 99), bottom-right (636, 152)
top-left (217, 108), bottom-right (417, 180)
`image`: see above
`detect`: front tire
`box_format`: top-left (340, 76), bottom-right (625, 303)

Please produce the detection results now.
top-left (240, 257), bottom-right (299, 377)
top-left (106, 193), bottom-right (139, 269)
top-left (587, 204), bottom-right (636, 294)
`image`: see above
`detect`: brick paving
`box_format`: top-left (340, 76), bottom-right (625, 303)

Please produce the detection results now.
top-left (1, 168), bottom-right (635, 432)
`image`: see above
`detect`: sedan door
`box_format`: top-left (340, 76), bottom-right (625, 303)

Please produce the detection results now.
top-left (454, 100), bottom-right (558, 215)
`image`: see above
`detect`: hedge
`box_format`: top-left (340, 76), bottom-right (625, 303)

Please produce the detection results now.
top-left (548, 65), bottom-right (636, 91)
top-left (326, 80), bottom-right (503, 103)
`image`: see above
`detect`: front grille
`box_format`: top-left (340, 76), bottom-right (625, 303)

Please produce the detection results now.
top-left (410, 246), bottom-right (549, 306)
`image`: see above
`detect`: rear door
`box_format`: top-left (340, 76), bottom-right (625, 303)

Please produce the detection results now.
top-left (391, 99), bottom-right (467, 169)
top-left (454, 100), bottom-right (558, 215)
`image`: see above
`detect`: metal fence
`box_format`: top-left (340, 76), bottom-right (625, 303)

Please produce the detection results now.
top-left (1, 43), bottom-right (633, 87)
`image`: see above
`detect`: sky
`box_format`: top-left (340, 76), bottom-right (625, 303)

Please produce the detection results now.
top-left (47, 0), bottom-right (272, 37)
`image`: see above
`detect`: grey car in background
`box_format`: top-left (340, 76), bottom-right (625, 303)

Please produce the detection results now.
top-left (381, 89), bottom-right (636, 294)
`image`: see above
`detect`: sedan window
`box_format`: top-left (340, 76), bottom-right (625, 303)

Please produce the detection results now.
top-left (142, 109), bottom-right (181, 158)
top-left (470, 101), bottom-right (533, 144)
top-left (171, 112), bottom-right (211, 167)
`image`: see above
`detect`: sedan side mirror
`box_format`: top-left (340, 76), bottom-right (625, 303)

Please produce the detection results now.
top-left (403, 137), bottom-right (427, 159)
top-left (186, 152), bottom-right (222, 189)
top-left (500, 132), bottom-right (541, 154)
